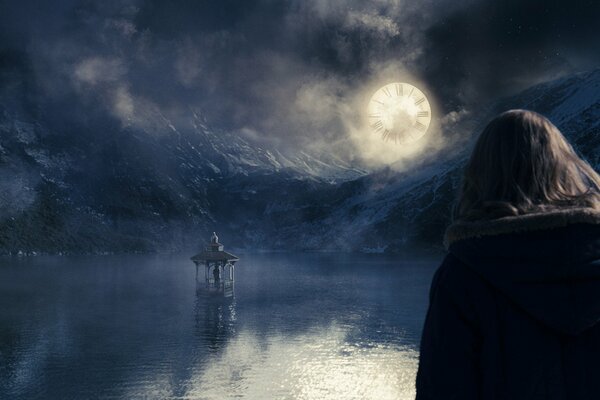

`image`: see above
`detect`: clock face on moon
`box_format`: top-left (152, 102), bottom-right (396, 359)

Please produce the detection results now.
top-left (367, 83), bottom-right (432, 143)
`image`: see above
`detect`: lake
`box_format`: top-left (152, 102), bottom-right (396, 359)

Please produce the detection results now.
top-left (0, 252), bottom-right (441, 400)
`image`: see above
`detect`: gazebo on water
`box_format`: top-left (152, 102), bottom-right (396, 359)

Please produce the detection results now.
top-left (191, 232), bottom-right (239, 291)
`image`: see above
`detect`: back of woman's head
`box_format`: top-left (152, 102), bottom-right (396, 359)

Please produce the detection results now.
top-left (455, 109), bottom-right (600, 221)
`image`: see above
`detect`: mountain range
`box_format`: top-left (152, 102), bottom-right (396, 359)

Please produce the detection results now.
top-left (0, 69), bottom-right (598, 254)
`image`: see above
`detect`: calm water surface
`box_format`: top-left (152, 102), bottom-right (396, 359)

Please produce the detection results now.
top-left (0, 252), bottom-right (441, 400)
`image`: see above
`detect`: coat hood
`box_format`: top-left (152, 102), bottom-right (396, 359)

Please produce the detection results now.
top-left (445, 207), bottom-right (600, 336)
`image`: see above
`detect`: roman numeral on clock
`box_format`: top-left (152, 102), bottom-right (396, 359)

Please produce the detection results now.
top-left (371, 120), bottom-right (384, 132)
top-left (414, 97), bottom-right (425, 106)
top-left (415, 122), bottom-right (427, 132)
top-left (382, 87), bottom-right (391, 97)
top-left (417, 111), bottom-right (429, 117)
top-left (395, 84), bottom-right (403, 96)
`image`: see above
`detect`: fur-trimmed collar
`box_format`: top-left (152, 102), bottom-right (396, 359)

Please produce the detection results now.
top-left (444, 207), bottom-right (600, 249)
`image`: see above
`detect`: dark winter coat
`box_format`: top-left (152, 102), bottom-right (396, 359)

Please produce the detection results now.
top-left (416, 207), bottom-right (600, 400)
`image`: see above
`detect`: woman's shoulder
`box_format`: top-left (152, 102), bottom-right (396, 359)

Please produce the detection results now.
top-left (433, 253), bottom-right (478, 285)
top-left (420, 253), bottom-right (496, 339)
top-left (429, 253), bottom-right (492, 305)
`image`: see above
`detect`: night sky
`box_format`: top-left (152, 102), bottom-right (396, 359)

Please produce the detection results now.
top-left (1, 0), bottom-right (599, 159)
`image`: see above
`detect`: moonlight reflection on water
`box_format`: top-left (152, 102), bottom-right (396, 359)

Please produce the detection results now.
top-left (0, 252), bottom-right (438, 400)
top-left (187, 327), bottom-right (418, 400)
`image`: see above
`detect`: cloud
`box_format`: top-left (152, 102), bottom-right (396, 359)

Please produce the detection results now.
top-left (105, 17), bottom-right (138, 38)
top-left (72, 57), bottom-right (137, 125)
top-left (174, 42), bottom-right (203, 88)
top-left (112, 85), bottom-right (135, 122)
top-left (344, 11), bottom-right (400, 38)
top-left (440, 108), bottom-right (470, 126)
top-left (1, 0), bottom-right (598, 170)
top-left (74, 57), bottom-right (126, 85)
top-left (294, 77), bottom-right (343, 127)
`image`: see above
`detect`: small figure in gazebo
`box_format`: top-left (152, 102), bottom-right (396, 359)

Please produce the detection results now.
top-left (191, 232), bottom-right (239, 295)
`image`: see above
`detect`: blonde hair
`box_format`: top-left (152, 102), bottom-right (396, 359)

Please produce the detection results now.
top-left (455, 109), bottom-right (600, 221)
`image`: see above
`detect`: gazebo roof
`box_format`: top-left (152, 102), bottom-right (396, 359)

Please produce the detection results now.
top-left (191, 249), bottom-right (239, 262)
top-left (191, 232), bottom-right (239, 264)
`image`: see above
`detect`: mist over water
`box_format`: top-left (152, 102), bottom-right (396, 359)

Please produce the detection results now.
top-left (0, 252), bottom-right (440, 399)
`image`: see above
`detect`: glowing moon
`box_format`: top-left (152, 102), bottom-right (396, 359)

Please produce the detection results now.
top-left (367, 83), bottom-right (432, 143)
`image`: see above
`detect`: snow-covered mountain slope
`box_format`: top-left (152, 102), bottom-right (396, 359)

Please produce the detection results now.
top-left (0, 102), bottom-right (364, 254)
top-left (124, 107), bottom-right (367, 182)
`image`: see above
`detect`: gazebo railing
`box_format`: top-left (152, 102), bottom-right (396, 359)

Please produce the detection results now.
top-left (205, 277), bottom-right (234, 286)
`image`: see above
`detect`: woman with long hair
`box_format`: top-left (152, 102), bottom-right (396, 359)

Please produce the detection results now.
top-left (416, 109), bottom-right (600, 399)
